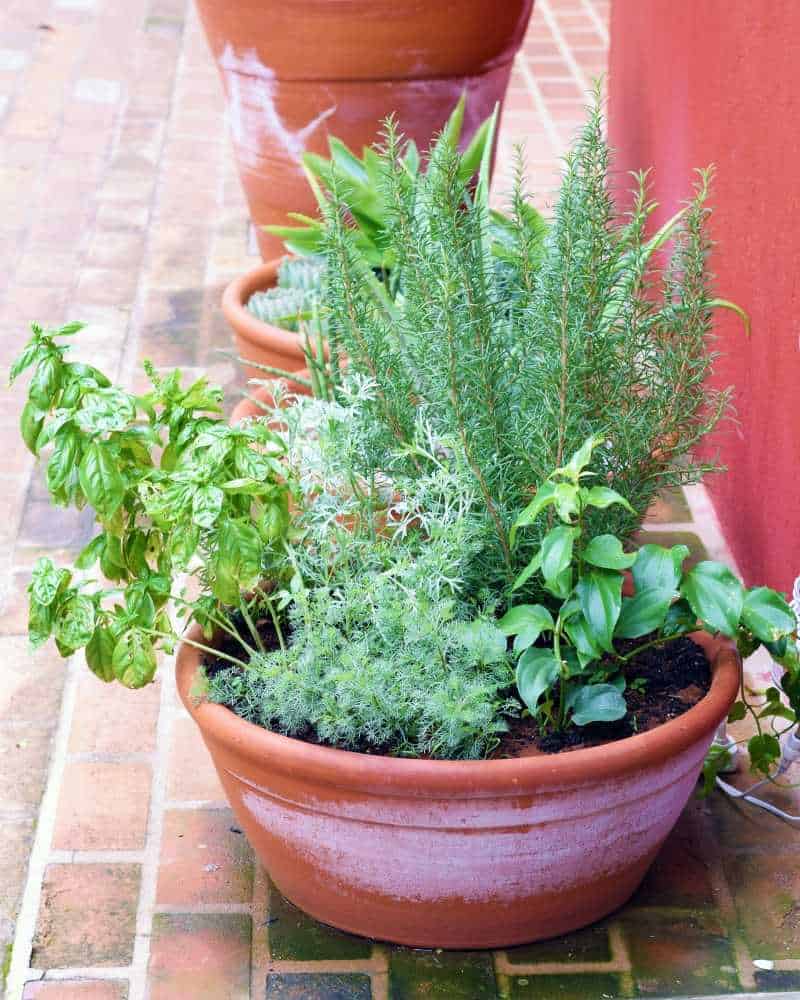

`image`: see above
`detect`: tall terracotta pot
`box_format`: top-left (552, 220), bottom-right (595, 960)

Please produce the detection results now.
top-left (194, 0), bottom-right (535, 258)
top-left (177, 628), bottom-right (739, 949)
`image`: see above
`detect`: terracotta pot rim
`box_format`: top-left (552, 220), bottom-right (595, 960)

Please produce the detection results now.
top-left (222, 257), bottom-right (305, 358)
top-left (177, 625), bottom-right (740, 795)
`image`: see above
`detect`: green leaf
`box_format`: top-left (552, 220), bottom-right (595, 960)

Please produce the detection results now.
top-left (563, 612), bottom-right (603, 668)
top-left (210, 520), bottom-right (264, 604)
top-left (168, 524), bottom-right (200, 570)
top-left (583, 534), bottom-right (637, 571)
top-left (28, 597), bottom-right (54, 649)
top-left (85, 625), bottom-right (116, 682)
top-left (727, 701), bottom-right (746, 723)
top-left (561, 436), bottom-right (603, 480)
top-left (516, 647), bottom-right (559, 713)
top-left (512, 548), bottom-right (541, 592)
top-left (456, 620), bottom-right (507, 665)
top-left (577, 570), bottom-right (623, 653)
top-left (510, 482), bottom-right (559, 545)
top-left (75, 388), bottom-right (136, 434)
top-left (79, 442), bottom-right (125, 518)
top-left (99, 533), bottom-right (128, 582)
top-left (9, 339), bottom-right (44, 383)
top-left (540, 525), bottom-right (578, 587)
top-left (440, 91), bottom-right (466, 151)
top-left (615, 587), bottom-right (676, 639)
top-left (583, 486), bottom-right (635, 514)
top-left (570, 683), bottom-right (627, 726)
top-left (457, 116), bottom-right (491, 184)
top-left (747, 732), bottom-right (780, 775)
top-left (28, 354), bottom-right (61, 409)
top-left (125, 582), bottom-right (156, 629)
top-left (20, 401), bottom-right (44, 455)
top-left (497, 604), bottom-right (554, 637)
top-left (192, 485), bottom-right (224, 529)
top-left (680, 561), bottom-right (745, 638)
top-left (55, 595), bottom-right (96, 653)
top-left (46, 427), bottom-right (80, 493)
top-left (30, 557), bottom-right (62, 607)
top-left (662, 597), bottom-right (697, 636)
top-left (741, 587), bottom-right (796, 643)
top-left (75, 534), bottom-right (106, 569)
top-left (112, 630), bottom-right (157, 689)
top-left (633, 543), bottom-right (690, 593)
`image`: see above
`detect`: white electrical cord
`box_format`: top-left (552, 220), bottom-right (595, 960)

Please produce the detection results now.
top-left (713, 576), bottom-right (800, 824)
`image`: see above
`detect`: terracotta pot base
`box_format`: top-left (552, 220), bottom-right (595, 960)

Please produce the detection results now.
top-left (177, 629), bottom-right (739, 949)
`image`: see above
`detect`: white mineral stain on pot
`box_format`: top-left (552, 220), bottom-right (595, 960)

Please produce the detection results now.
top-left (235, 740), bottom-right (703, 903)
top-left (218, 44), bottom-right (337, 169)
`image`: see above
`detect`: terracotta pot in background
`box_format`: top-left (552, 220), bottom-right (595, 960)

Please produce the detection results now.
top-left (223, 258), bottom-right (307, 380)
top-left (194, 0), bottom-right (535, 259)
top-left (177, 628), bottom-right (739, 949)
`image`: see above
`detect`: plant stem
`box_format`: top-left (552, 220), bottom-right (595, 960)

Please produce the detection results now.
top-left (554, 620), bottom-right (567, 730)
top-left (264, 594), bottom-right (286, 652)
top-left (239, 598), bottom-right (266, 655)
top-left (615, 629), bottom-right (692, 665)
top-left (145, 629), bottom-right (249, 670)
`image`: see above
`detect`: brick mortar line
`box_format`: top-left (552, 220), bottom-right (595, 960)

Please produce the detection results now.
top-left (537, 0), bottom-right (592, 93)
top-left (23, 968), bottom-right (130, 983)
top-left (513, 52), bottom-right (564, 157)
top-left (581, 0), bottom-right (610, 45)
top-left (265, 959), bottom-right (389, 974)
top-left (163, 799), bottom-right (230, 810)
top-left (6, 659), bottom-right (81, 998)
top-left (153, 903), bottom-right (251, 915)
top-left (495, 954), bottom-right (630, 975)
top-left (128, 650), bottom-right (178, 1000)
top-left (47, 850), bottom-right (145, 864)
top-left (66, 751), bottom-right (154, 764)
top-left (250, 864), bottom-right (270, 990)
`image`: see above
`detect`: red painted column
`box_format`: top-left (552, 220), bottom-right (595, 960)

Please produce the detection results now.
top-left (608, 1), bottom-right (800, 592)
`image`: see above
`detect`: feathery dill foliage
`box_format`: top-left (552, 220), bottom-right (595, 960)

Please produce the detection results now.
top-left (210, 94), bottom-right (732, 759)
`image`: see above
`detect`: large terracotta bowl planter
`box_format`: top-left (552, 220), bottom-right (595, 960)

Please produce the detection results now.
top-left (194, 0), bottom-right (535, 258)
top-left (177, 627), bottom-right (739, 949)
top-left (223, 258), bottom-right (307, 381)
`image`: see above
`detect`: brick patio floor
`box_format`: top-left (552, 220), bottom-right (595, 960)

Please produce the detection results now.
top-left (2, 0), bottom-right (800, 998)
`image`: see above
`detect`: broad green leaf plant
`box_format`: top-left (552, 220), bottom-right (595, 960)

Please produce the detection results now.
top-left (264, 91), bottom-right (495, 271)
top-left (501, 437), bottom-right (800, 781)
top-left (11, 322), bottom-right (295, 688)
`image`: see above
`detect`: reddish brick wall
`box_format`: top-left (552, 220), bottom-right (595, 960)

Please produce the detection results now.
top-left (608, 1), bottom-right (800, 592)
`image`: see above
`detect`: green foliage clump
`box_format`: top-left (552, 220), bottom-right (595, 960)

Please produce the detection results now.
top-left (10, 321), bottom-right (293, 688)
top-left (320, 95), bottom-right (737, 600)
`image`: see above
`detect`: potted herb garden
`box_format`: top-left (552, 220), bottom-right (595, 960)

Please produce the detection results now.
top-left (12, 96), bottom-right (799, 949)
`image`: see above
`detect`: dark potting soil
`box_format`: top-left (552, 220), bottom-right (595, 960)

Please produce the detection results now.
top-left (203, 620), bottom-right (711, 759)
top-left (491, 634), bottom-right (711, 758)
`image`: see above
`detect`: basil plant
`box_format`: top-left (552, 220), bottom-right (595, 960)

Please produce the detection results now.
top-left (11, 322), bottom-right (295, 687)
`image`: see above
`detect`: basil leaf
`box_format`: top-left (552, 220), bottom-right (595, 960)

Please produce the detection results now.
top-left (79, 442), bottom-right (125, 518)
top-left (112, 630), bottom-right (157, 689)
